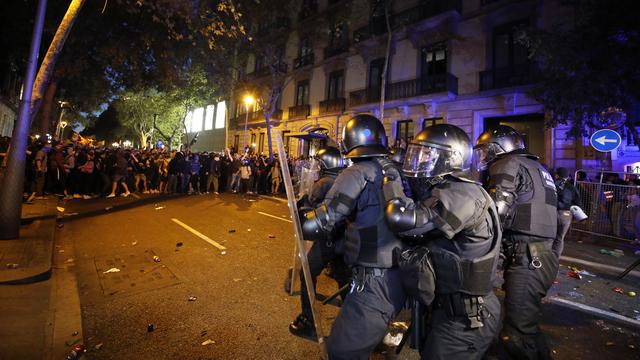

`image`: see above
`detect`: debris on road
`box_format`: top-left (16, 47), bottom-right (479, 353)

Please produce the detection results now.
top-left (188, 296), bottom-right (197, 301)
top-left (268, 234), bottom-right (276, 238)
top-left (606, 341), bottom-right (615, 346)
top-left (600, 249), bottom-right (624, 257)
top-left (94, 343), bottom-right (103, 350)
top-left (72, 331), bottom-right (79, 336)
top-left (154, 206), bottom-right (166, 210)
top-left (247, 228), bottom-right (251, 232)
top-left (5, 263), bottom-right (19, 269)
top-left (176, 242), bottom-right (183, 247)
top-left (103, 268), bottom-right (121, 274)
top-left (228, 229), bottom-right (236, 233)
top-left (56, 206), bottom-right (65, 212)
top-left (629, 291), bottom-right (637, 297)
top-left (568, 271), bottom-right (582, 280)
top-left (65, 258), bottom-right (74, 263)
top-left (104, 207), bottom-right (112, 211)
top-left (152, 256), bottom-right (161, 263)
top-left (147, 324), bottom-right (154, 332)
top-left (233, 278), bottom-right (242, 282)
top-left (131, 241), bottom-right (138, 246)
top-left (201, 339), bottom-right (215, 346)
top-left (57, 223), bottom-right (64, 228)
top-left (613, 287), bottom-right (624, 294)
top-left (65, 343), bottom-right (85, 360)
top-left (221, 251), bottom-right (227, 255)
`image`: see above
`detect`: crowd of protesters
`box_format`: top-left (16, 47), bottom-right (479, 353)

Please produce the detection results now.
top-left (12, 134), bottom-right (311, 202)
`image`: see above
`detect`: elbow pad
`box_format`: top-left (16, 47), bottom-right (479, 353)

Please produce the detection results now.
top-left (385, 198), bottom-right (417, 232)
top-left (301, 205), bottom-right (330, 241)
top-left (491, 189), bottom-right (516, 225)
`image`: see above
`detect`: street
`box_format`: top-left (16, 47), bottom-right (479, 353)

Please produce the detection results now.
top-left (49, 193), bottom-right (640, 359)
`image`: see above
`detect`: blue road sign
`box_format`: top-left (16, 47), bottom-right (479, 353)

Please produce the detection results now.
top-left (590, 129), bottom-right (622, 152)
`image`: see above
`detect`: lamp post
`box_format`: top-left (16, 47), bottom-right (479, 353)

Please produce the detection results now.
top-left (58, 120), bottom-right (68, 140)
top-left (55, 101), bottom-right (68, 140)
top-left (243, 94), bottom-right (254, 150)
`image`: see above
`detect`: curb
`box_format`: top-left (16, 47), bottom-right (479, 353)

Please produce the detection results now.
top-left (547, 296), bottom-right (640, 329)
top-left (560, 255), bottom-right (640, 279)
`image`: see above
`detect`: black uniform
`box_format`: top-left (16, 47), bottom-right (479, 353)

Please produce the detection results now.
top-left (486, 152), bottom-right (558, 360)
top-left (304, 158), bottom-right (406, 359)
top-left (389, 176), bottom-right (502, 359)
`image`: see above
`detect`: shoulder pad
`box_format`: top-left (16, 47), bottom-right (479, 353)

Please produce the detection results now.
top-left (351, 160), bottom-right (380, 182)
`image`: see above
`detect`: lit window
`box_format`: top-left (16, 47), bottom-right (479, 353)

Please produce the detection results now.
top-left (215, 101), bottom-right (226, 129)
top-left (192, 107), bottom-right (204, 132)
top-left (184, 111), bottom-right (193, 133)
top-left (205, 105), bottom-right (215, 130)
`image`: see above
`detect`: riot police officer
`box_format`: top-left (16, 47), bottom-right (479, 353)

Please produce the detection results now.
top-left (474, 125), bottom-right (558, 360)
top-left (289, 146), bottom-right (350, 340)
top-left (385, 124), bottom-right (502, 359)
top-left (301, 114), bottom-right (406, 359)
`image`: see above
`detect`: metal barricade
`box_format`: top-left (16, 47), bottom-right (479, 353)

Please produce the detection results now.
top-left (572, 170), bottom-right (640, 242)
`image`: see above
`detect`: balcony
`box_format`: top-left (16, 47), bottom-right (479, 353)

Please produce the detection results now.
top-left (294, 53), bottom-right (314, 69)
top-left (288, 104), bottom-right (310, 119)
top-left (349, 73), bottom-right (458, 106)
top-left (255, 17), bottom-right (290, 37)
top-left (238, 109), bottom-right (284, 124)
top-left (319, 98), bottom-right (346, 115)
top-left (324, 43), bottom-right (349, 59)
top-left (353, 0), bottom-right (461, 43)
top-left (479, 64), bottom-right (535, 91)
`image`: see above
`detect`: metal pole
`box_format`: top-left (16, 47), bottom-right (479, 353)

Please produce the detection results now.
top-left (0, 0), bottom-right (48, 240)
top-left (243, 107), bottom-right (249, 150)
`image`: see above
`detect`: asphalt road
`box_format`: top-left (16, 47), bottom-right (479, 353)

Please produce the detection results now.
top-left (58, 193), bottom-right (640, 360)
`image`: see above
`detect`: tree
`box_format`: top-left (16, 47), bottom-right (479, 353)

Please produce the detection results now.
top-left (523, 0), bottom-right (640, 141)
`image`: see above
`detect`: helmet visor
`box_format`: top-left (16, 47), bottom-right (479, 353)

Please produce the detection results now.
top-left (402, 144), bottom-right (442, 177)
top-left (472, 143), bottom-right (499, 171)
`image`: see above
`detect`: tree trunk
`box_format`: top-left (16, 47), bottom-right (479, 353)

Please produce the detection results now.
top-left (30, 0), bottom-right (86, 120)
top-left (379, 0), bottom-right (392, 121)
top-left (39, 78), bottom-right (58, 134)
top-left (0, 0), bottom-right (47, 239)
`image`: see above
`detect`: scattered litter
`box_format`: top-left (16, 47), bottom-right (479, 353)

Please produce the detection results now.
top-left (567, 291), bottom-right (584, 298)
top-left (154, 206), bottom-right (165, 210)
top-left (65, 343), bottom-right (85, 360)
top-left (228, 229), bottom-right (236, 233)
top-left (247, 228), bottom-right (251, 232)
top-left (5, 263), bottom-right (19, 269)
top-left (104, 207), bottom-right (112, 211)
top-left (65, 338), bottom-right (81, 347)
top-left (577, 240), bottom-right (583, 243)
top-left (233, 278), bottom-right (242, 282)
top-left (201, 339), bottom-right (215, 346)
top-left (131, 241), bottom-right (138, 246)
top-left (201, 330), bottom-right (208, 337)
top-left (188, 296), bottom-right (197, 301)
top-left (248, 199), bottom-right (256, 202)
top-left (221, 251), bottom-right (227, 255)
top-left (58, 249), bottom-right (65, 253)
top-left (176, 242), bottom-right (183, 247)
top-left (103, 268), bottom-right (121, 274)
top-left (57, 223), bottom-right (64, 229)
top-left (567, 271), bottom-right (582, 280)
top-left (147, 324), bottom-right (154, 332)
top-left (613, 287), bottom-right (624, 294)
top-left (268, 234), bottom-right (276, 238)
top-left (630, 344), bottom-right (636, 349)
top-left (600, 249), bottom-right (624, 257)
top-left (94, 343), bottom-right (103, 350)
top-left (382, 332), bottom-right (403, 347)
top-left (629, 291), bottom-right (637, 297)
top-left (152, 256), bottom-right (161, 263)
top-left (56, 206), bottom-right (65, 212)
top-left (72, 331), bottom-right (78, 336)
top-left (553, 280), bottom-right (559, 284)
top-left (64, 212), bottom-right (79, 216)
top-left (65, 258), bottom-right (74, 263)
top-left (578, 270), bottom-right (596, 277)
top-left (606, 341), bottom-right (615, 346)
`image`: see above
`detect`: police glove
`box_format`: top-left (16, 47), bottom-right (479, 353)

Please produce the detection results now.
top-left (385, 198), bottom-right (417, 232)
top-left (301, 209), bottom-right (328, 241)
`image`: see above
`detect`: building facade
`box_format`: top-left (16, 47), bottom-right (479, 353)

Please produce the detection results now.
top-left (0, 63), bottom-right (21, 137)
top-left (199, 0), bottom-right (638, 173)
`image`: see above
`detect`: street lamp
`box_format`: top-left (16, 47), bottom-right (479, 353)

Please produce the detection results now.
top-left (243, 94), bottom-right (254, 150)
top-left (58, 120), bottom-right (68, 140)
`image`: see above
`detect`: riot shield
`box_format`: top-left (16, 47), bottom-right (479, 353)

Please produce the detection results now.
top-left (274, 131), bottom-right (327, 357)
top-left (298, 158), bottom-right (320, 199)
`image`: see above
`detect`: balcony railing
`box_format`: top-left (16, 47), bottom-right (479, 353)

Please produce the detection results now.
top-left (238, 109), bottom-right (284, 124)
top-left (324, 43), bottom-right (349, 59)
top-left (354, 0), bottom-right (461, 43)
top-left (294, 53), bottom-right (314, 69)
top-left (479, 64), bottom-right (535, 91)
top-left (288, 104), bottom-right (310, 119)
top-left (319, 98), bottom-right (346, 115)
top-left (349, 73), bottom-right (458, 106)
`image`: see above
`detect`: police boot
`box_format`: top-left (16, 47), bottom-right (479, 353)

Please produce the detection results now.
top-left (289, 314), bottom-right (317, 341)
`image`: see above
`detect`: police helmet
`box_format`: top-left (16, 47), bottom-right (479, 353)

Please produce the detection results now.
top-left (389, 147), bottom-right (406, 165)
top-left (340, 114), bottom-right (388, 158)
top-left (473, 125), bottom-right (525, 170)
top-left (402, 124), bottom-right (472, 178)
top-left (314, 146), bottom-right (345, 171)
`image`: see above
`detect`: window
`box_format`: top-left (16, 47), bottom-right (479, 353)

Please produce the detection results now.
top-left (258, 133), bottom-right (265, 153)
top-left (422, 117), bottom-right (444, 129)
top-left (281, 130), bottom-right (291, 152)
top-left (369, 58), bottom-right (386, 90)
top-left (204, 105), bottom-right (215, 130)
top-left (421, 43), bottom-right (447, 77)
top-left (396, 120), bottom-right (413, 146)
top-left (234, 135), bottom-right (239, 150)
top-left (327, 70), bottom-right (344, 100)
top-left (329, 21), bottom-right (347, 48)
top-left (191, 107), bottom-right (204, 132)
top-left (295, 80), bottom-right (310, 106)
top-left (300, 37), bottom-right (312, 57)
top-left (215, 101), bottom-right (226, 129)
top-left (250, 133), bottom-right (257, 147)
top-left (255, 55), bottom-right (265, 73)
top-left (493, 20), bottom-right (529, 69)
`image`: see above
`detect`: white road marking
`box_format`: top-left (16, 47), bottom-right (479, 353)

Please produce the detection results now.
top-left (258, 211), bottom-right (292, 223)
top-left (171, 218), bottom-right (227, 250)
top-left (547, 296), bottom-right (640, 328)
top-left (560, 255), bottom-right (640, 279)
top-left (259, 195), bottom-right (288, 203)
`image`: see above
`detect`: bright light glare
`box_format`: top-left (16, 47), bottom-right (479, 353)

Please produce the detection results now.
top-left (215, 101), bottom-right (226, 129)
top-left (192, 108), bottom-right (204, 132)
top-left (204, 105), bottom-right (215, 130)
top-left (244, 95), bottom-right (254, 106)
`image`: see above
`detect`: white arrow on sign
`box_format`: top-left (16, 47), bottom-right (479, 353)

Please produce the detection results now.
top-left (595, 135), bottom-right (618, 145)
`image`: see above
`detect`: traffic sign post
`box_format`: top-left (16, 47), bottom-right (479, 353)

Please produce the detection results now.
top-left (590, 129), bottom-right (622, 152)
